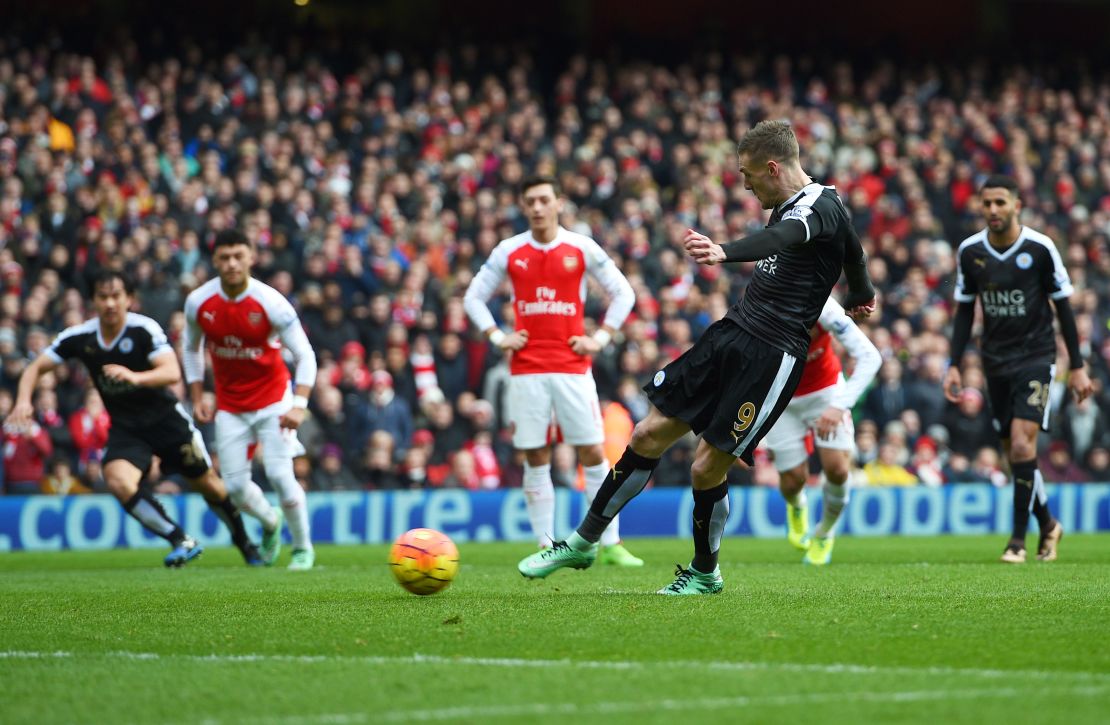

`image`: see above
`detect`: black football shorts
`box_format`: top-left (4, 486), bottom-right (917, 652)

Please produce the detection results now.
top-left (645, 319), bottom-right (804, 465)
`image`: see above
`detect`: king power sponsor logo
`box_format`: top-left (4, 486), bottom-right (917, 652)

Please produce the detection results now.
top-left (1, 485), bottom-right (1109, 551)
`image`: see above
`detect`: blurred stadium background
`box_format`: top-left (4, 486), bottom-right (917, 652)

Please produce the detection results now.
top-left (1, 0), bottom-right (1110, 548)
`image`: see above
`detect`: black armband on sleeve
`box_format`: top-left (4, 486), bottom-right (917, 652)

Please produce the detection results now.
top-left (721, 220), bottom-right (808, 263)
top-left (1054, 297), bottom-right (1084, 370)
top-left (949, 301), bottom-right (975, 366)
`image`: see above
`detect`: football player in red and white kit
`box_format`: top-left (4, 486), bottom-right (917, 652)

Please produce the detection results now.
top-left (463, 175), bottom-right (640, 566)
top-left (763, 296), bottom-right (881, 565)
top-left (183, 229), bottom-right (318, 570)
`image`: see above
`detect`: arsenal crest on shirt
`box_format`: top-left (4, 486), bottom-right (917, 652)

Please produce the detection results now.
top-left (563, 255), bottom-right (578, 270)
top-left (248, 312), bottom-right (263, 326)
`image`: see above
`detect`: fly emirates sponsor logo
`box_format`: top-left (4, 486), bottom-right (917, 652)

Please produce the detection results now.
top-left (213, 335), bottom-right (265, 360)
top-left (517, 286), bottom-right (577, 317)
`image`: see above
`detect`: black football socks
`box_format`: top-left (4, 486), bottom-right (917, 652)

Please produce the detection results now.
top-left (206, 495), bottom-right (253, 551)
top-left (690, 483), bottom-right (729, 573)
top-left (124, 489), bottom-right (186, 546)
top-left (1010, 459), bottom-right (1037, 547)
top-left (575, 447), bottom-right (659, 545)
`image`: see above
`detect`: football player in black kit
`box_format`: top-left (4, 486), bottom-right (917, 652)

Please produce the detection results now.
top-left (519, 120), bottom-right (876, 593)
top-left (6, 271), bottom-right (262, 567)
top-left (945, 175), bottom-right (1092, 564)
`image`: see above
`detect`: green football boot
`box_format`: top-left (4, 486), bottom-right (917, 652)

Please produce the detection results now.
top-left (786, 502), bottom-right (809, 551)
top-left (803, 535), bottom-right (834, 566)
top-left (259, 508), bottom-right (284, 566)
top-left (518, 540), bottom-right (597, 578)
top-left (656, 564), bottom-right (724, 595)
top-left (288, 548), bottom-right (315, 571)
top-left (598, 543), bottom-right (644, 567)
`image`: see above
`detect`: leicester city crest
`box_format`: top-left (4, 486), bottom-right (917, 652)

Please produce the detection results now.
top-left (119, 337), bottom-right (133, 354)
top-left (1016, 252), bottom-right (1033, 270)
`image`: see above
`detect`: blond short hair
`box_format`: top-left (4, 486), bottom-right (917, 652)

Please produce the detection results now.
top-left (736, 120), bottom-right (800, 164)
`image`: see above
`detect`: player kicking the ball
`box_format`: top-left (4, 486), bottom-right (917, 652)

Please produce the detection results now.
top-left (518, 121), bottom-right (875, 594)
top-left (184, 229), bottom-right (318, 570)
top-left (7, 271), bottom-right (262, 567)
top-left (763, 297), bottom-right (880, 565)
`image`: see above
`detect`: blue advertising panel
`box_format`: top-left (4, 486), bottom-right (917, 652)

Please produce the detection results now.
top-left (1, 484), bottom-right (1108, 551)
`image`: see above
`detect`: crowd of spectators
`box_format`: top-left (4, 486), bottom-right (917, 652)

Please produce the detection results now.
top-left (1, 30), bottom-right (1109, 496)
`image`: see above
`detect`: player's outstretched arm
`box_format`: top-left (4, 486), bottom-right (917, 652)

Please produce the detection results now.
top-left (7, 355), bottom-right (58, 427)
top-left (683, 221), bottom-right (808, 266)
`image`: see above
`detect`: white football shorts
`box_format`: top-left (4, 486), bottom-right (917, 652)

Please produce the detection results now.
top-left (214, 393), bottom-right (306, 478)
top-left (507, 372), bottom-right (603, 449)
top-left (763, 378), bottom-right (855, 472)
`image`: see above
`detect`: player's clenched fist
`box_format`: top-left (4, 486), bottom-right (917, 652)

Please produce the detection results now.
top-left (683, 228), bottom-right (726, 266)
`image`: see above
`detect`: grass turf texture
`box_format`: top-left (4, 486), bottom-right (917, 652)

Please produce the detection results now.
top-left (3, 535), bottom-right (1108, 724)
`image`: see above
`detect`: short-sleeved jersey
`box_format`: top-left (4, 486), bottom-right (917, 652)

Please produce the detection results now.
top-left (726, 184), bottom-right (856, 359)
top-left (184, 278), bottom-right (297, 413)
top-left (44, 313), bottom-right (179, 428)
top-left (465, 228), bottom-right (633, 375)
top-left (954, 227), bottom-right (1073, 376)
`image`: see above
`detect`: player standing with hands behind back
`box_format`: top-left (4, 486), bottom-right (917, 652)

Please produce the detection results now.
top-left (184, 229), bottom-right (319, 570)
top-left (519, 121), bottom-right (876, 594)
top-left (464, 175), bottom-right (641, 566)
top-left (945, 174), bottom-right (1092, 564)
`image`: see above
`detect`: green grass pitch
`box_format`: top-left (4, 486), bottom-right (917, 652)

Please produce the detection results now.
top-left (3, 535), bottom-right (1109, 724)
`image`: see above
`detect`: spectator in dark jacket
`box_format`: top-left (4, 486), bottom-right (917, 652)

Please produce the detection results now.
top-left (863, 358), bottom-right (908, 430)
top-left (351, 370), bottom-right (413, 456)
top-left (310, 444), bottom-right (361, 491)
top-left (942, 388), bottom-right (998, 459)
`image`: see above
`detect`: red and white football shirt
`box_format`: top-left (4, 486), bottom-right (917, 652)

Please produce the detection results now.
top-left (184, 278), bottom-right (298, 413)
top-left (463, 227), bottom-right (634, 375)
top-left (792, 297), bottom-right (882, 408)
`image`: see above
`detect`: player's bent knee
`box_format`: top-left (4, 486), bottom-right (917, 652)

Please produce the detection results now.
top-left (220, 467), bottom-right (253, 496)
top-left (778, 466), bottom-right (807, 496)
top-left (103, 476), bottom-right (137, 500)
top-left (102, 461), bottom-right (142, 500)
top-left (575, 444), bottom-right (605, 467)
top-left (629, 422), bottom-right (678, 458)
top-left (824, 462), bottom-right (851, 483)
top-left (523, 448), bottom-right (552, 467)
top-left (279, 486), bottom-right (306, 509)
top-left (690, 452), bottom-right (733, 489)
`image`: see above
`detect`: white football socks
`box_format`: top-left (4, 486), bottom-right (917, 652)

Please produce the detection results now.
top-left (815, 474), bottom-right (850, 539)
top-left (281, 490), bottom-right (312, 552)
top-left (522, 462), bottom-right (555, 547)
top-left (237, 479), bottom-right (281, 532)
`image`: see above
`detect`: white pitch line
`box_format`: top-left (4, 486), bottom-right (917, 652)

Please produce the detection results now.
top-left (236, 685), bottom-right (1110, 724)
top-left (3, 649), bottom-right (1110, 685)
